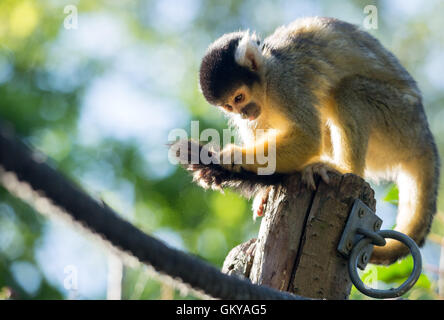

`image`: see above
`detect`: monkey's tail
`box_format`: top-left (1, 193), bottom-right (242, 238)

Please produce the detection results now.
top-left (370, 142), bottom-right (440, 265)
top-left (173, 139), bottom-right (283, 198)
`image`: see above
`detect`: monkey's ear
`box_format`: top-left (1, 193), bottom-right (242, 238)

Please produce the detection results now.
top-left (235, 32), bottom-right (263, 72)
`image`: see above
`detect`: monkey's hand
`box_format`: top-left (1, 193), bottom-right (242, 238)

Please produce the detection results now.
top-left (219, 144), bottom-right (244, 173)
top-left (301, 162), bottom-right (340, 190)
top-left (171, 139), bottom-right (283, 197)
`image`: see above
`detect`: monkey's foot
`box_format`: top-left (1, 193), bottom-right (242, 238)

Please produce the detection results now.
top-left (255, 192), bottom-right (268, 218)
top-left (252, 187), bottom-right (271, 219)
top-left (301, 162), bottom-right (338, 190)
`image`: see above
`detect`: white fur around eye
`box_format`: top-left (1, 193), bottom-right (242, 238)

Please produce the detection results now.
top-left (235, 32), bottom-right (263, 71)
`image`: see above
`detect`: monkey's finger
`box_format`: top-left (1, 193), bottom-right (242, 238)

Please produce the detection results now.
top-left (302, 170), bottom-right (316, 190)
top-left (319, 167), bottom-right (330, 184)
top-left (309, 178), bottom-right (316, 190)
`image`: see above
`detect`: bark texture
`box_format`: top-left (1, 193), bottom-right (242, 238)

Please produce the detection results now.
top-left (223, 172), bottom-right (376, 299)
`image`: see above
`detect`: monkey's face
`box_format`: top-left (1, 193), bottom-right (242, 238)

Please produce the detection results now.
top-left (220, 84), bottom-right (262, 121)
top-left (199, 31), bottom-right (266, 121)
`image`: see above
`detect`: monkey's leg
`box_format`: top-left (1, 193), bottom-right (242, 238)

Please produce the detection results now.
top-left (333, 78), bottom-right (440, 264)
top-left (329, 83), bottom-right (371, 177)
top-left (219, 123), bottom-right (323, 175)
top-left (252, 186), bottom-right (272, 219)
top-left (322, 124), bottom-right (333, 159)
top-left (330, 121), bottom-right (368, 176)
top-left (220, 125), bottom-right (339, 190)
top-left (299, 120), bottom-right (354, 190)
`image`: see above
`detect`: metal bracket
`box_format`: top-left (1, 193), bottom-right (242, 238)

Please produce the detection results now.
top-left (338, 199), bottom-right (422, 298)
top-left (337, 199), bottom-right (383, 270)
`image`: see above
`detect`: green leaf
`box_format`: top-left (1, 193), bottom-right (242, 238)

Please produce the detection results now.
top-left (383, 184), bottom-right (399, 205)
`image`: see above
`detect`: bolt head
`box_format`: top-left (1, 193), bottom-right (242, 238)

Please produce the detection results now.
top-left (374, 220), bottom-right (382, 231)
top-left (361, 253), bottom-right (369, 264)
top-left (346, 240), bottom-right (353, 250)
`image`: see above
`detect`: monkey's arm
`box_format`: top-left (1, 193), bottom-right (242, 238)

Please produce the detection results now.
top-left (173, 119), bottom-right (339, 194)
top-left (220, 127), bottom-right (320, 174)
top-left (222, 125), bottom-right (344, 191)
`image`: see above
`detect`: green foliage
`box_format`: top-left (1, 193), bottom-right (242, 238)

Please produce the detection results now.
top-left (350, 256), bottom-right (435, 300)
top-left (383, 184), bottom-right (399, 205)
top-left (0, 0), bottom-right (443, 300)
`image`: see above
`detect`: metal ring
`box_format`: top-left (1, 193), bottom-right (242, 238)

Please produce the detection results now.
top-left (348, 230), bottom-right (422, 299)
top-left (356, 227), bottom-right (386, 247)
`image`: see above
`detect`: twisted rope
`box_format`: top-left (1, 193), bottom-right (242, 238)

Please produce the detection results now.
top-left (0, 124), bottom-right (305, 300)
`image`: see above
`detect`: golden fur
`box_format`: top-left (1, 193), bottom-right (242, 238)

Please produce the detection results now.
top-left (202, 17), bottom-right (440, 264)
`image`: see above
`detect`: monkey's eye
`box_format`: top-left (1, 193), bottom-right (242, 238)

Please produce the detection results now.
top-left (234, 94), bottom-right (244, 104)
top-left (223, 104), bottom-right (233, 112)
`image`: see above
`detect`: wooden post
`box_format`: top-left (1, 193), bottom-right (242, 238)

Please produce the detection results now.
top-left (222, 172), bottom-right (376, 299)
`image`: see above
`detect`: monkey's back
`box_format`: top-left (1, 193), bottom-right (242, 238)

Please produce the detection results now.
top-left (263, 17), bottom-right (421, 101)
top-left (263, 17), bottom-right (435, 166)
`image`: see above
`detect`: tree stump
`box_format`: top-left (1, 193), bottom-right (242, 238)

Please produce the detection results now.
top-left (222, 172), bottom-right (376, 299)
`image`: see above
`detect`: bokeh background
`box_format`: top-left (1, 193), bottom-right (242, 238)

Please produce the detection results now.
top-left (0, 0), bottom-right (443, 300)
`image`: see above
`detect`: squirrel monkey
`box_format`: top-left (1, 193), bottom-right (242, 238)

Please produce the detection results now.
top-left (177, 17), bottom-right (440, 265)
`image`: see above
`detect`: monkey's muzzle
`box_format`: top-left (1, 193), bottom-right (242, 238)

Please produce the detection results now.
top-left (240, 102), bottom-right (261, 121)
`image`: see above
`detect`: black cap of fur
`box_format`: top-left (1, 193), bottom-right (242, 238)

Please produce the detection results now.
top-left (199, 32), bottom-right (260, 105)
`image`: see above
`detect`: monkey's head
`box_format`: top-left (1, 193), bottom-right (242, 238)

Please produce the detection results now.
top-left (199, 31), bottom-right (265, 121)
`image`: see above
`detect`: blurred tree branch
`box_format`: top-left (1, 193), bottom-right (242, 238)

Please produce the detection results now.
top-left (0, 122), bottom-right (304, 300)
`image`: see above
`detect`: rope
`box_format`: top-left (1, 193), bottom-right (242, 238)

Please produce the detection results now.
top-left (0, 124), bottom-right (305, 300)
